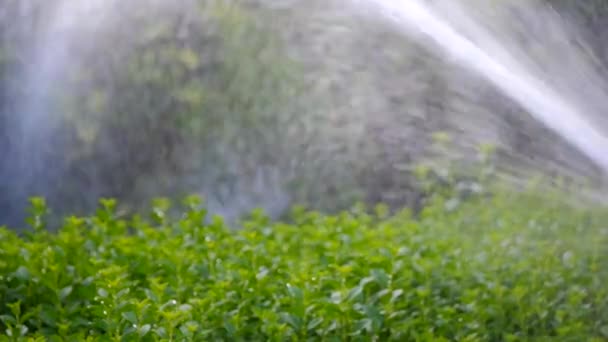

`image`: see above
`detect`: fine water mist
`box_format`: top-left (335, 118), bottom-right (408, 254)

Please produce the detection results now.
top-left (2, 0), bottom-right (608, 226)
top-left (3, 0), bottom-right (111, 226)
top-left (362, 0), bottom-right (608, 173)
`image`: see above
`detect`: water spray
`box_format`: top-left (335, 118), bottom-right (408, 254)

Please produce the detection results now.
top-left (365, 0), bottom-right (608, 173)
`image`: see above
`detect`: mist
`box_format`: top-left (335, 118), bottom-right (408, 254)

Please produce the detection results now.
top-left (1, 0), bottom-right (608, 227)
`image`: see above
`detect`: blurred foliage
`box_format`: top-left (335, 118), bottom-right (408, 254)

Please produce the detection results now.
top-left (0, 0), bottom-right (314, 221)
top-left (54, 1), bottom-right (306, 213)
top-left (1, 0), bottom-right (608, 223)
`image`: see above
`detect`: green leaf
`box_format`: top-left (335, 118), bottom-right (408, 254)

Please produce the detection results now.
top-left (7, 302), bottom-right (20, 319)
top-left (97, 288), bottom-right (109, 298)
top-left (346, 285), bottom-right (364, 302)
top-left (307, 317), bottom-right (323, 331)
top-left (0, 315), bottom-right (16, 325)
top-left (154, 327), bottom-right (167, 339)
top-left (59, 286), bottom-right (73, 301)
top-left (224, 320), bottom-right (236, 336)
top-left (286, 284), bottom-right (303, 301)
top-left (179, 304), bottom-right (193, 312)
top-left (370, 269), bottom-right (390, 287)
top-left (121, 311), bottom-right (137, 324)
top-left (138, 324), bottom-right (151, 337)
top-left (279, 312), bottom-right (302, 331)
top-left (40, 306), bottom-right (59, 327)
top-left (13, 266), bottom-right (30, 281)
top-left (390, 289), bottom-right (404, 303)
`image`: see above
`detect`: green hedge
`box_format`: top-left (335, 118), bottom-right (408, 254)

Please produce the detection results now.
top-left (1, 190), bottom-right (607, 340)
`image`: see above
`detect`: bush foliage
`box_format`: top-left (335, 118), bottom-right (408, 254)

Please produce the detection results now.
top-left (1, 188), bottom-right (607, 340)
